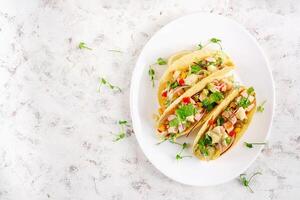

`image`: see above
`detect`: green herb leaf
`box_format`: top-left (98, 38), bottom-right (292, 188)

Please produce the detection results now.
top-left (170, 81), bottom-right (179, 89)
top-left (182, 142), bottom-right (188, 149)
top-left (204, 134), bottom-right (212, 145)
top-left (169, 118), bottom-right (179, 127)
top-left (217, 116), bottom-right (225, 126)
top-left (114, 119), bottom-right (130, 142)
top-left (238, 97), bottom-right (251, 109)
top-left (118, 120), bottom-right (128, 125)
top-left (99, 77), bottom-right (121, 92)
top-left (198, 43), bottom-right (203, 50)
top-left (257, 100), bottom-right (266, 113)
top-left (198, 139), bottom-right (209, 156)
top-left (239, 172), bottom-right (262, 193)
top-left (247, 87), bottom-right (255, 95)
top-left (191, 65), bottom-right (202, 74)
top-left (114, 132), bottom-right (126, 142)
top-left (244, 142), bottom-right (253, 148)
top-left (148, 66), bottom-right (155, 87)
top-left (210, 91), bottom-right (224, 103)
top-left (244, 142), bottom-right (266, 148)
top-left (215, 57), bottom-right (223, 66)
top-left (201, 91), bottom-right (224, 111)
top-left (225, 137), bottom-right (232, 144)
top-left (175, 104), bottom-right (196, 121)
top-left (78, 42), bottom-right (92, 50)
top-left (210, 38), bottom-right (221, 43)
top-left (157, 57), bottom-right (167, 65)
top-left (175, 142), bottom-right (191, 160)
top-left (176, 154), bottom-right (182, 160)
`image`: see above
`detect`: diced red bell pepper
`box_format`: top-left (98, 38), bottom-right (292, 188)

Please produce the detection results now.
top-left (178, 79), bottom-right (185, 86)
top-left (162, 91), bottom-right (167, 97)
top-left (182, 97), bottom-right (191, 104)
top-left (208, 119), bottom-right (215, 126)
top-left (228, 130), bottom-right (236, 137)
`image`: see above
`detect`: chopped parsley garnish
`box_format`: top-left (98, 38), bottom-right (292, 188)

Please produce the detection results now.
top-left (99, 77), bottom-right (122, 92)
top-left (148, 66), bottom-right (155, 87)
top-left (257, 100), bottom-right (266, 112)
top-left (157, 57), bottom-right (167, 65)
top-left (78, 42), bottom-right (92, 50)
top-left (191, 65), bottom-right (202, 74)
top-left (175, 104), bottom-right (196, 121)
top-left (239, 172), bottom-right (262, 193)
top-left (244, 142), bottom-right (266, 148)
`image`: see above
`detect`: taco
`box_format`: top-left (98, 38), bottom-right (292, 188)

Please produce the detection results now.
top-left (156, 76), bottom-right (238, 140)
top-left (157, 48), bottom-right (235, 114)
top-left (192, 86), bottom-right (256, 160)
top-left (167, 50), bottom-right (193, 66)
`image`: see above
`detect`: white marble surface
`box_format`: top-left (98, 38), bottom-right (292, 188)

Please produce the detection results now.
top-left (0, 0), bottom-right (299, 199)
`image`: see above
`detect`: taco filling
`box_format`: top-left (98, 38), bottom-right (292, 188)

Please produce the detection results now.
top-left (157, 78), bottom-right (234, 138)
top-left (160, 54), bottom-right (226, 112)
top-left (195, 87), bottom-right (256, 160)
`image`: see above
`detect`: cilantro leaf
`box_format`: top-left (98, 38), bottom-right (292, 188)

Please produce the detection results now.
top-left (198, 139), bottom-right (209, 156)
top-left (175, 104), bottom-right (196, 121)
top-left (191, 65), bottom-right (202, 74)
top-left (247, 87), bottom-right (254, 95)
top-left (238, 97), bottom-right (250, 108)
top-left (209, 91), bottom-right (224, 102)
top-left (169, 118), bottom-right (179, 127)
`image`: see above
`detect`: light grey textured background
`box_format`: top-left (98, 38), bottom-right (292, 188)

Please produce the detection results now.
top-left (0, 0), bottom-right (299, 199)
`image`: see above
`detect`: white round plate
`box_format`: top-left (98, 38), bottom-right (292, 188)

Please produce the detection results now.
top-left (130, 13), bottom-right (274, 186)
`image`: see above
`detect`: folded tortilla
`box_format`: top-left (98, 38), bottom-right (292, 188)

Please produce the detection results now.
top-left (157, 48), bottom-right (235, 114)
top-left (192, 87), bottom-right (256, 161)
top-left (156, 76), bottom-right (238, 140)
top-left (167, 50), bottom-right (192, 66)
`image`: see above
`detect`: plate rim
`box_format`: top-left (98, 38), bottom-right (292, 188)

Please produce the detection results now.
top-left (130, 13), bottom-right (275, 186)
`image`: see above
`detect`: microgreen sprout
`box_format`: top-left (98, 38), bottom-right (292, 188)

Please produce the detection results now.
top-left (239, 172), bottom-right (262, 193)
top-left (78, 42), bottom-right (92, 50)
top-left (99, 77), bottom-right (122, 93)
